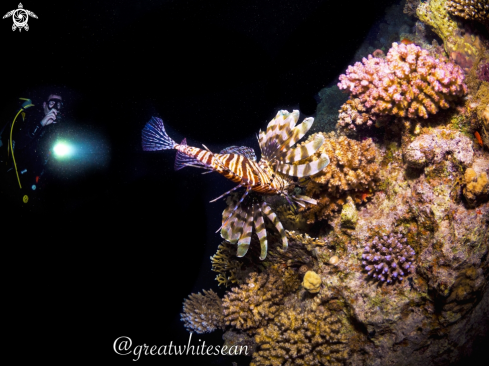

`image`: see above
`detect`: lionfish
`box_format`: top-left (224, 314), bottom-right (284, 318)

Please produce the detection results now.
top-left (142, 110), bottom-right (329, 260)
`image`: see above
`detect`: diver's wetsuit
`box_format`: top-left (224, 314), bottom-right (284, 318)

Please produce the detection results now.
top-left (1, 107), bottom-right (59, 205)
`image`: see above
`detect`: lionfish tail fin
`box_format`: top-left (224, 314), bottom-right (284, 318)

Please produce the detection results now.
top-left (142, 116), bottom-right (177, 151)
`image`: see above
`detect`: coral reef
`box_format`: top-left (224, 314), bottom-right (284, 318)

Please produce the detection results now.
top-left (302, 270), bottom-right (322, 293)
top-left (362, 233), bottom-right (416, 284)
top-left (338, 42), bottom-right (467, 120)
top-left (417, 0), bottom-right (488, 70)
top-left (446, 0), bottom-right (489, 27)
top-left (403, 128), bottom-right (474, 169)
top-left (222, 271), bottom-right (285, 333)
top-left (251, 304), bottom-right (348, 366)
top-left (180, 289), bottom-right (224, 334)
top-left (179, 3), bottom-right (489, 364)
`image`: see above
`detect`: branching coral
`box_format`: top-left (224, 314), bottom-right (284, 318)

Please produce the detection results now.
top-left (337, 97), bottom-right (389, 133)
top-left (181, 290), bottom-right (224, 333)
top-left (446, 0), bottom-right (489, 27)
top-left (362, 233), bottom-right (416, 284)
top-left (222, 271), bottom-right (285, 332)
top-left (295, 132), bottom-right (380, 223)
top-left (210, 241), bottom-right (260, 287)
top-left (338, 42), bottom-right (467, 120)
top-left (251, 305), bottom-right (348, 366)
top-left (307, 133), bottom-right (380, 193)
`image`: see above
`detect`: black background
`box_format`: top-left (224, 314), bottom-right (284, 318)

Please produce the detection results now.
top-left (2, 0), bottom-right (487, 364)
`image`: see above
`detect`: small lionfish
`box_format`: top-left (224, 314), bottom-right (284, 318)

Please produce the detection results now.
top-left (142, 110), bottom-right (329, 260)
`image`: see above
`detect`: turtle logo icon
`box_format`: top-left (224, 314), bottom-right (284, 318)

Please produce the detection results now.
top-left (3, 3), bottom-right (38, 32)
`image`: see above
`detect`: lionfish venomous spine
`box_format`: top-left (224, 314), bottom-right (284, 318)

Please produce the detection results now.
top-left (142, 110), bottom-right (329, 260)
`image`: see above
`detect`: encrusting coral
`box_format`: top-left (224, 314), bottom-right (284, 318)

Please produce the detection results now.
top-left (303, 271), bottom-right (322, 293)
top-left (222, 271), bottom-right (285, 333)
top-left (403, 128), bottom-right (475, 169)
top-left (362, 233), bottom-right (416, 284)
top-left (251, 304), bottom-right (348, 366)
top-left (180, 289), bottom-right (224, 334)
top-left (446, 0), bottom-right (489, 27)
top-left (463, 163), bottom-right (489, 205)
top-left (338, 42), bottom-right (467, 121)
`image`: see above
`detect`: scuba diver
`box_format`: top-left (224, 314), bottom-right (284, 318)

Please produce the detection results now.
top-left (0, 93), bottom-right (64, 209)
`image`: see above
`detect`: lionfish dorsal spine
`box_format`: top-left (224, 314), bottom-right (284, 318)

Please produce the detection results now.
top-left (259, 110), bottom-right (299, 158)
top-left (282, 133), bottom-right (324, 163)
top-left (275, 153), bottom-right (330, 177)
top-left (270, 117), bottom-right (314, 160)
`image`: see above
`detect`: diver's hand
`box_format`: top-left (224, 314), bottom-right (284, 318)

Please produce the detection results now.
top-left (40, 109), bottom-right (58, 127)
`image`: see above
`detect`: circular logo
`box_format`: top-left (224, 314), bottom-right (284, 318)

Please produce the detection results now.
top-left (22, 195), bottom-right (29, 203)
top-left (12, 9), bottom-right (28, 28)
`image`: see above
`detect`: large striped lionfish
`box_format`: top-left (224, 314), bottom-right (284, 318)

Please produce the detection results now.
top-left (142, 110), bottom-right (329, 260)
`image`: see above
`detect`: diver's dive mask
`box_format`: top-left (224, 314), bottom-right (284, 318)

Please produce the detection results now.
top-left (47, 99), bottom-right (63, 111)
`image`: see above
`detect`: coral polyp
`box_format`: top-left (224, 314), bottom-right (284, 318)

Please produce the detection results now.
top-left (362, 233), bottom-right (416, 284)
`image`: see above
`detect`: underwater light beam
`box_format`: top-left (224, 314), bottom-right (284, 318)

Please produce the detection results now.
top-left (53, 141), bottom-right (74, 159)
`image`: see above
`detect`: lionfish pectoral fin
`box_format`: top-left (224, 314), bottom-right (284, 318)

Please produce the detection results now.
top-left (221, 204), bottom-right (249, 243)
top-left (253, 202), bottom-right (268, 260)
top-left (217, 187), bottom-right (251, 233)
top-left (174, 151), bottom-right (210, 171)
top-left (261, 202), bottom-right (287, 251)
top-left (236, 207), bottom-right (254, 257)
top-left (275, 153), bottom-right (330, 177)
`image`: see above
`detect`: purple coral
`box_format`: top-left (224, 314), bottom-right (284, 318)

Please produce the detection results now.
top-left (362, 233), bottom-right (415, 284)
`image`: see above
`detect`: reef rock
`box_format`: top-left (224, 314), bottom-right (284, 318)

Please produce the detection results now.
top-left (403, 128), bottom-right (474, 168)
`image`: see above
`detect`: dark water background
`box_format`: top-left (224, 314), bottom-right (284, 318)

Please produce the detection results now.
top-left (1, 0), bottom-right (487, 364)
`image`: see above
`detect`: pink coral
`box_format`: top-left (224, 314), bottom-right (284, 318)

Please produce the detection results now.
top-left (338, 43), bottom-right (467, 119)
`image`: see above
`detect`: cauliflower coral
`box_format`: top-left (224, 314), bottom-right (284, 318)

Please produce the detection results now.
top-left (338, 42), bottom-right (467, 120)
